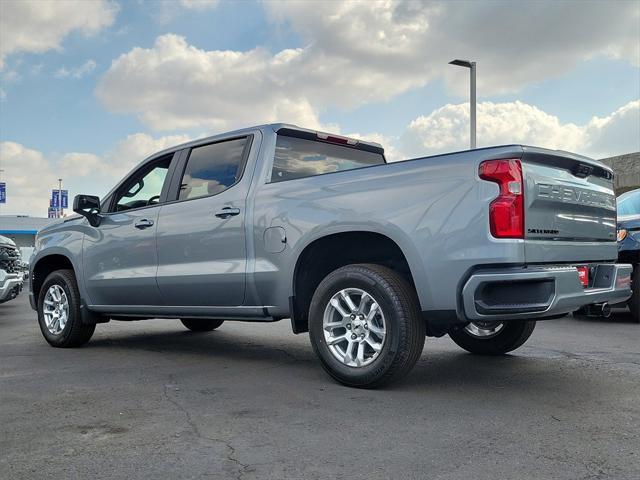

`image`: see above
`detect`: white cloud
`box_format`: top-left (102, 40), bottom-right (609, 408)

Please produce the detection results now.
top-left (101, 132), bottom-right (192, 179)
top-left (55, 59), bottom-right (97, 79)
top-left (96, 34), bottom-right (329, 131)
top-left (2, 69), bottom-right (21, 83)
top-left (154, 0), bottom-right (220, 24)
top-left (59, 152), bottom-right (104, 177)
top-left (584, 101), bottom-right (640, 159)
top-left (60, 132), bottom-right (193, 193)
top-left (401, 100), bottom-right (640, 159)
top-left (0, 142), bottom-right (58, 216)
top-left (266, 0), bottom-right (640, 96)
top-left (96, 1), bottom-right (639, 132)
top-left (0, 0), bottom-right (118, 68)
top-left (1, 133), bottom-right (191, 217)
top-left (178, 0), bottom-right (220, 10)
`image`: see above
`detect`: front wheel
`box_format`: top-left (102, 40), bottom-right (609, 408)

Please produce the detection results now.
top-left (37, 269), bottom-right (96, 348)
top-left (448, 320), bottom-right (536, 355)
top-left (309, 264), bottom-right (425, 388)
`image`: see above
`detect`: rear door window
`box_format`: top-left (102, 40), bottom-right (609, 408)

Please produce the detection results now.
top-left (178, 137), bottom-right (248, 201)
top-left (271, 135), bottom-right (385, 183)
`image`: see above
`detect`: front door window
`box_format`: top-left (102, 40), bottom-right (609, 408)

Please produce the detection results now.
top-left (113, 156), bottom-right (172, 212)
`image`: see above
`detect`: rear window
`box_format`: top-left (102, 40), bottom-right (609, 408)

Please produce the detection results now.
top-left (271, 135), bottom-right (385, 183)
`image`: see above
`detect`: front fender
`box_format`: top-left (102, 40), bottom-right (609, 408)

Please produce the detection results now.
top-left (31, 222), bottom-right (87, 302)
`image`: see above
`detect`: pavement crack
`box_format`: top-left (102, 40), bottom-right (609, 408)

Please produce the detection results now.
top-left (162, 375), bottom-right (250, 479)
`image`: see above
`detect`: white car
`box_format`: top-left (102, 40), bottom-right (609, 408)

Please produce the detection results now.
top-left (0, 235), bottom-right (24, 304)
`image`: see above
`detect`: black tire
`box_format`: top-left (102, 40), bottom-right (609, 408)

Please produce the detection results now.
top-left (448, 320), bottom-right (536, 355)
top-left (37, 269), bottom-right (96, 348)
top-left (180, 318), bottom-right (224, 332)
top-left (628, 265), bottom-right (640, 323)
top-left (308, 264), bottom-right (425, 388)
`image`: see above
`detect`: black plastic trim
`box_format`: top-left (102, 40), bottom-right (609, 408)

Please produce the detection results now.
top-left (522, 149), bottom-right (613, 180)
top-left (289, 295), bottom-right (308, 334)
top-left (422, 310), bottom-right (462, 337)
top-left (276, 127), bottom-right (384, 155)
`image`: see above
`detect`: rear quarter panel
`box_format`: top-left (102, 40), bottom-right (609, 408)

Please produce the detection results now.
top-left (249, 144), bottom-right (527, 315)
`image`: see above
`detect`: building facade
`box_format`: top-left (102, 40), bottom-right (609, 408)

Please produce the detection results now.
top-left (0, 216), bottom-right (54, 260)
top-left (600, 152), bottom-right (640, 195)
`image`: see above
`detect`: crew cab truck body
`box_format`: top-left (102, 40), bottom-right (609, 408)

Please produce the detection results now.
top-left (29, 124), bottom-right (632, 387)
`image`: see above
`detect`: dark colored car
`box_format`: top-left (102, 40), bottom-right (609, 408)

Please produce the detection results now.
top-left (617, 188), bottom-right (640, 322)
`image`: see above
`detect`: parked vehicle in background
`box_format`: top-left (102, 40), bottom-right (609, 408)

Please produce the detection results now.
top-left (0, 235), bottom-right (24, 304)
top-left (617, 188), bottom-right (640, 322)
top-left (29, 124), bottom-right (633, 387)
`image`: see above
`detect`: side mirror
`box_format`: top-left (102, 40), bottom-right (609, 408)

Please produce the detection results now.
top-left (73, 195), bottom-right (102, 227)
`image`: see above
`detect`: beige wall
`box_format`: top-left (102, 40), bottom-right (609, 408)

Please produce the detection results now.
top-left (600, 152), bottom-right (640, 195)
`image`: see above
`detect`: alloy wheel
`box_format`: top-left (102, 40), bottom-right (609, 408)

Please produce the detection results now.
top-left (322, 288), bottom-right (386, 367)
top-left (43, 284), bottom-right (69, 335)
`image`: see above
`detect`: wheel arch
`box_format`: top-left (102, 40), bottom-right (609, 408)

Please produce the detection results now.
top-left (31, 252), bottom-right (77, 302)
top-left (290, 229), bottom-right (427, 333)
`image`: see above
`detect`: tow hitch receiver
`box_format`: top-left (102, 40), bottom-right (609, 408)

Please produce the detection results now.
top-left (581, 302), bottom-right (612, 318)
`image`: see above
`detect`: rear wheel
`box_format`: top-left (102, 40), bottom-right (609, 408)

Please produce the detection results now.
top-left (180, 318), bottom-right (224, 332)
top-left (448, 320), bottom-right (536, 355)
top-left (628, 265), bottom-right (640, 323)
top-left (37, 269), bottom-right (95, 348)
top-left (308, 264), bottom-right (425, 388)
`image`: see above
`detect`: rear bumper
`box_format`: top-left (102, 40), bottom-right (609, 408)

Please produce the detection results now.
top-left (461, 263), bottom-right (632, 321)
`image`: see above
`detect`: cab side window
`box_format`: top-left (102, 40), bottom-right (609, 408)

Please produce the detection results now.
top-left (113, 155), bottom-right (172, 212)
top-left (178, 138), bottom-right (248, 201)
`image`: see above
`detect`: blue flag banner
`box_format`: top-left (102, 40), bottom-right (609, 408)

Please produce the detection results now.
top-left (51, 190), bottom-right (69, 209)
top-left (0, 182), bottom-right (5, 204)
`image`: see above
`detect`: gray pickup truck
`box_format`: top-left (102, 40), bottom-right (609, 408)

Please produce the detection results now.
top-left (29, 124), bottom-right (632, 387)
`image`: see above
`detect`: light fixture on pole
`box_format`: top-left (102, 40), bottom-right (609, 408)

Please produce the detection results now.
top-left (449, 59), bottom-right (476, 149)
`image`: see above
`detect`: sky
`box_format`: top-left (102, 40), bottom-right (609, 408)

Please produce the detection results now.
top-left (0, 0), bottom-right (639, 217)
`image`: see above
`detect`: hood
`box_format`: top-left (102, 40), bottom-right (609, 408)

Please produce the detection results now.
top-left (0, 235), bottom-right (17, 248)
top-left (617, 213), bottom-right (640, 229)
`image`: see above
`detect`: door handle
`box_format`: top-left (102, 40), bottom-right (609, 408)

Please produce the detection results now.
top-left (215, 207), bottom-right (241, 219)
top-left (134, 218), bottom-right (154, 229)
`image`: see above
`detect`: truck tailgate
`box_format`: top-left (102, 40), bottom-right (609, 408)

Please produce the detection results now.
top-left (521, 147), bottom-right (617, 263)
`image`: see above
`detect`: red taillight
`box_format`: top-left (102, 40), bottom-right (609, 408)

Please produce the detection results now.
top-left (478, 159), bottom-right (524, 239)
top-left (576, 266), bottom-right (589, 287)
top-left (316, 132), bottom-right (358, 146)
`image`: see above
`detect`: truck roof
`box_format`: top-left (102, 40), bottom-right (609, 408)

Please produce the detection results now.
top-left (149, 123), bottom-right (385, 160)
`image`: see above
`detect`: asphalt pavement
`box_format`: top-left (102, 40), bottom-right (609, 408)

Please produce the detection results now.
top-left (1, 293), bottom-right (639, 480)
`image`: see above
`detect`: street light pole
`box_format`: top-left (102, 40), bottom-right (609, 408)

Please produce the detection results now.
top-left (58, 178), bottom-right (63, 218)
top-left (449, 59), bottom-right (477, 149)
top-left (0, 169), bottom-right (4, 215)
